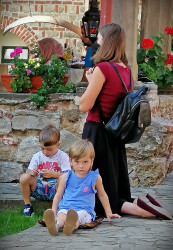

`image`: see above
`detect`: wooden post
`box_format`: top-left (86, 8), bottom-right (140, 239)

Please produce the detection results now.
top-left (112, 0), bottom-right (139, 81)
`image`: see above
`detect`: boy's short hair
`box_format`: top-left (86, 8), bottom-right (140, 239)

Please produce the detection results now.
top-left (39, 125), bottom-right (60, 146)
top-left (69, 139), bottom-right (95, 160)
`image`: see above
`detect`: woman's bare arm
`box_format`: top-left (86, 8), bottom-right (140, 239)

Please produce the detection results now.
top-left (79, 66), bottom-right (105, 113)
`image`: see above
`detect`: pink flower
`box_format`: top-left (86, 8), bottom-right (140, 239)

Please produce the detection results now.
top-left (10, 51), bottom-right (16, 58)
top-left (26, 69), bottom-right (31, 75)
top-left (11, 64), bottom-right (15, 68)
top-left (15, 47), bottom-right (22, 55)
top-left (83, 186), bottom-right (89, 192)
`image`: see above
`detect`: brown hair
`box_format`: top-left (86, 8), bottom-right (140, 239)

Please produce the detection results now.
top-left (69, 139), bottom-right (95, 161)
top-left (93, 23), bottom-right (128, 65)
top-left (39, 124), bottom-right (60, 146)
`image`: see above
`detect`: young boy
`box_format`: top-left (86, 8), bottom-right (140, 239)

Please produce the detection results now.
top-left (20, 124), bottom-right (71, 216)
top-left (43, 139), bottom-right (121, 236)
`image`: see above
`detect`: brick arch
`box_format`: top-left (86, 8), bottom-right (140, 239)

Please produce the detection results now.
top-left (1, 16), bottom-right (38, 47)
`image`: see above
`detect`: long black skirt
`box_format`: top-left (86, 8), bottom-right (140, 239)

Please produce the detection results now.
top-left (82, 121), bottom-right (134, 216)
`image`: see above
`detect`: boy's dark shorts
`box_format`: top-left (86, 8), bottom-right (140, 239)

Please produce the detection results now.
top-left (31, 178), bottom-right (57, 201)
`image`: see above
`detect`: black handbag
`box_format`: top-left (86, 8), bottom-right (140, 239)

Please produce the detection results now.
top-left (97, 63), bottom-right (151, 144)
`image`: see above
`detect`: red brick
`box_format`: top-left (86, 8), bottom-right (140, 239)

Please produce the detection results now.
top-left (55, 5), bottom-right (58, 12)
top-left (55, 27), bottom-right (65, 31)
top-left (74, 2), bottom-right (83, 5)
top-left (39, 28), bottom-right (49, 30)
top-left (5, 113), bottom-right (12, 120)
top-left (20, 29), bottom-right (27, 37)
top-left (44, 105), bottom-right (58, 111)
top-left (2, 137), bottom-right (18, 146)
top-left (76, 5), bottom-right (79, 14)
top-left (64, 1), bottom-right (72, 4)
top-left (166, 126), bottom-right (173, 133)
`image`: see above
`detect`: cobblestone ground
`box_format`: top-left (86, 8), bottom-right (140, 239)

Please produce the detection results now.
top-left (0, 172), bottom-right (173, 250)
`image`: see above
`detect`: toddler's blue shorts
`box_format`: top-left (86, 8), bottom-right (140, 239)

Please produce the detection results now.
top-left (31, 178), bottom-right (57, 201)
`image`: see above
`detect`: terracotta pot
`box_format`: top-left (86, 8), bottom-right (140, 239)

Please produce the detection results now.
top-left (24, 75), bottom-right (42, 93)
top-left (0, 74), bottom-right (43, 93)
top-left (0, 74), bottom-right (70, 92)
top-left (63, 74), bottom-right (70, 85)
top-left (0, 74), bottom-right (13, 92)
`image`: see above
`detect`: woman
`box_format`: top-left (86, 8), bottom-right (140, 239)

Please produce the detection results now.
top-left (79, 23), bottom-right (172, 220)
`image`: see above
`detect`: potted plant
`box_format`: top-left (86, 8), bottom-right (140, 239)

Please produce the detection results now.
top-left (1, 46), bottom-right (47, 92)
top-left (137, 26), bottom-right (173, 89)
top-left (0, 45), bottom-right (76, 107)
top-left (30, 54), bottom-right (76, 108)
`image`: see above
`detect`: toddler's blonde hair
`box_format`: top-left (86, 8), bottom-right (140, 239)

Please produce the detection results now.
top-left (69, 139), bottom-right (95, 161)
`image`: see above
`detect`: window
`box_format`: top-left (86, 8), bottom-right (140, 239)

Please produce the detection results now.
top-left (1, 46), bottom-right (29, 63)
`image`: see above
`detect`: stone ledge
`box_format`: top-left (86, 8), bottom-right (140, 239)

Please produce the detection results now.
top-left (0, 183), bottom-right (52, 210)
top-left (0, 199), bottom-right (52, 210)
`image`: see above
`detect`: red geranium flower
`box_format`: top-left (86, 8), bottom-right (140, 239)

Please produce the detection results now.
top-left (142, 38), bottom-right (154, 49)
top-left (165, 27), bottom-right (173, 35)
top-left (166, 53), bottom-right (173, 64)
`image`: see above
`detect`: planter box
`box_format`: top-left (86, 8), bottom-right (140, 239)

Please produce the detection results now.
top-left (0, 74), bottom-right (42, 93)
top-left (0, 74), bottom-right (70, 93)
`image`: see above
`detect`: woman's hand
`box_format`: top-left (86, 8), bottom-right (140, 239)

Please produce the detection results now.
top-left (106, 213), bottom-right (121, 222)
top-left (86, 67), bottom-right (96, 83)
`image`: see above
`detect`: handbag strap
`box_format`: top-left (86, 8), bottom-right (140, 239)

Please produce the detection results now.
top-left (97, 62), bottom-right (132, 124)
top-left (108, 62), bottom-right (133, 92)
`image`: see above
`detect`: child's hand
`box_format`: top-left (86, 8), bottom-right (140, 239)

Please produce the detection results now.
top-left (30, 169), bottom-right (39, 177)
top-left (41, 169), bottom-right (53, 178)
top-left (106, 213), bottom-right (121, 222)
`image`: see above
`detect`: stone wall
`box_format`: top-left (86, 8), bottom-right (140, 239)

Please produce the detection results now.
top-left (0, 85), bottom-right (173, 187)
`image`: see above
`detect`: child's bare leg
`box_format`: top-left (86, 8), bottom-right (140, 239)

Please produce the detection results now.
top-left (121, 200), bottom-right (155, 218)
top-left (20, 173), bottom-right (37, 205)
top-left (56, 212), bottom-right (66, 229)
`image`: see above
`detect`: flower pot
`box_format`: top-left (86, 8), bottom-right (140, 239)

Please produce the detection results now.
top-left (63, 74), bottom-right (70, 86)
top-left (0, 74), bottom-right (13, 92)
top-left (0, 74), bottom-right (70, 93)
top-left (0, 74), bottom-right (43, 93)
top-left (25, 75), bottom-right (43, 93)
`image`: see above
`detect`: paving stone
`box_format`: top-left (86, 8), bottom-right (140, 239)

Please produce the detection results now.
top-left (0, 172), bottom-right (173, 249)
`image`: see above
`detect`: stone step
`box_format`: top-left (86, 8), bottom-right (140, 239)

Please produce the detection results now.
top-left (0, 183), bottom-right (52, 210)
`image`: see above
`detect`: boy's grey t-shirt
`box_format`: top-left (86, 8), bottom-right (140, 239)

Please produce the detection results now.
top-left (28, 149), bottom-right (71, 174)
